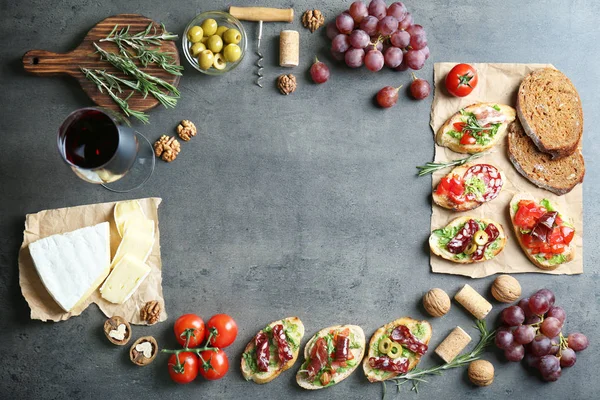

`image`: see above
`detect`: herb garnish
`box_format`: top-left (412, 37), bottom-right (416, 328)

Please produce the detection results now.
top-left (416, 152), bottom-right (484, 176)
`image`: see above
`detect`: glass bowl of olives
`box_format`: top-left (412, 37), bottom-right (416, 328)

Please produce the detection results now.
top-left (183, 11), bottom-right (247, 75)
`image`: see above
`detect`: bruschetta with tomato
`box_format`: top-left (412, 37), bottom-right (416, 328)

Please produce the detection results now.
top-left (296, 325), bottom-right (365, 389)
top-left (510, 193), bottom-right (575, 270)
top-left (433, 163), bottom-right (504, 211)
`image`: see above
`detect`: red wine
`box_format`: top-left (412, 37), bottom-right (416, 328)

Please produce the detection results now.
top-left (63, 110), bottom-right (119, 168)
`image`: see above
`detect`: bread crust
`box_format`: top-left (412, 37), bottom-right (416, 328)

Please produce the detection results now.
top-left (362, 317), bottom-right (432, 383)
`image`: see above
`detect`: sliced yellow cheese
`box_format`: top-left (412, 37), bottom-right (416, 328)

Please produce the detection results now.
top-left (100, 254), bottom-right (151, 304)
top-left (111, 218), bottom-right (155, 268)
top-left (114, 200), bottom-right (146, 237)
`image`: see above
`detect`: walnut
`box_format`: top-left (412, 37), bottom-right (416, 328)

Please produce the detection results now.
top-left (277, 74), bottom-right (297, 95)
top-left (491, 275), bottom-right (521, 303)
top-left (140, 300), bottom-right (161, 325)
top-left (153, 135), bottom-right (180, 162)
top-left (177, 120), bottom-right (197, 141)
top-left (423, 288), bottom-right (451, 317)
top-left (103, 316), bottom-right (131, 346)
top-left (130, 336), bottom-right (158, 366)
top-left (302, 9), bottom-right (325, 33)
top-left (468, 360), bottom-right (494, 386)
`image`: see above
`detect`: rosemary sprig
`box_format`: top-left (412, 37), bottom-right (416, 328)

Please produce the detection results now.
top-left (383, 320), bottom-right (496, 397)
top-left (80, 67), bottom-right (149, 124)
top-left (416, 152), bottom-right (484, 176)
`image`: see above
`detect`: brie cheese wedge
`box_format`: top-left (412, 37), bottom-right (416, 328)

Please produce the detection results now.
top-left (100, 254), bottom-right (151, 304)
top-left (28, 222), bottom-right (111, 312)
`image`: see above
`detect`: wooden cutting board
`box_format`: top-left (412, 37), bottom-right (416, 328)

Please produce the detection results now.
top-left (22, 14), bottom-right (181, 113)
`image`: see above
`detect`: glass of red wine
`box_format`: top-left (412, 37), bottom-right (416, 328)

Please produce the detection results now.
top-left (57, 107), bottom-right (154, 192)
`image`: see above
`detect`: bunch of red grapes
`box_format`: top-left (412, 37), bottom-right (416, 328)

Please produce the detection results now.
top-left (328, 0), bottom-right (429, 72)
top-left (495, 288), bottom-right (589, 382)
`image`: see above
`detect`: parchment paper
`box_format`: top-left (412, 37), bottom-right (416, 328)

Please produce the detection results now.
top-left (18, 197), bottom-right (167, 324)
top-left (430, 63), bottom-right (583, 278)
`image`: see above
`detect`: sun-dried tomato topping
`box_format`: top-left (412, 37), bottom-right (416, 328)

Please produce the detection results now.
top-left (272, 324), bottom-right (293, 363)
top-left (307, 337), bottom-right (328, 380)
top-left (447, 219), bottom-right (479, 254)
top-left (368, 356), bottom-right (409, 373)
top-left (255, 331), bottom-right (270, 372)
top-left (390, 325), bottom-right (428, 355)
top-left (335, 333), bottom-right (350, 361)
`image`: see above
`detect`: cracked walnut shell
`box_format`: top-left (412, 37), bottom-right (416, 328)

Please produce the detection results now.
top-left (130, 336), bottom-right (158, 366)
top-left (103, 316), bottom-right (131, 346)
top-left (423, 288), bottom-right (451, 317)
top-left (491, 275), bottom-right (521, 303)
top-left (177, 120), bottom-right (197, 141)
top-left (277, 74), bottom-right (297, 95)
top-left (302, 9), bottom-right (325, 32)
top-left (140, 300), bottom-right (161, 325)
top-left (468, 360), bottom-right (494, 386)
top-left (154, 135), bottom-right (181, 162)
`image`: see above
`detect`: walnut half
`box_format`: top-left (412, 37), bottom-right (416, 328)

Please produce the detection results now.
top-left (277, 74), bottom-right (297, 95)
top-left (103, 316), bottom-right (132, 346)
top-left (140, 300), bottom-right (161, 325)
top-left (154, 135), bottom-right (181, 162)
top-left (130, 336), bottom-right (158, 366)
top-left (177, 120), bottom-right (197, 141)
top-left (302, 9), bottom-right (325, 33)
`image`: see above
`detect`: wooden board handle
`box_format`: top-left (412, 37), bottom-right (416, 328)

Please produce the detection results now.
top-left (229, 6), bottom-right (294, 22)
top-left (22, 50), bottom-right (82, 76)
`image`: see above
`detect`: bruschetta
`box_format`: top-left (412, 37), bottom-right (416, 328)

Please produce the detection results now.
top-left (436, 103), bottom-right (516, 153)
top-left (296, 325), bottom-right (365, 389)
top-left (363, 317), bottom-right (432, 383)
top-left (433, 163), bottom-right (504, 211)
top-left (429, 217), bottom-right (507, 263)
top-left (509, 193), bottom-right (575, 270)
top-left (241, 317), bottom-right (305, 384)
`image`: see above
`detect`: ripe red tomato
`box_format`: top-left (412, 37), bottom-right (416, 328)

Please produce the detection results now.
top-left (445, 63), bottom-right (478, 97)
top-left (206, 314), bottom-right (238, 348)
top-left (199, 349), bottom-right (229, 380)
top-left (174, 314), bottom-right (206, 347)
top-left (460, 132), bottom-right (476, 145)
top-left (514, 201), bottom-right (546, 230)
top-left (168, 352), bottom-right (199, 384)
top-left (561, 226), bottom-right (574, 245)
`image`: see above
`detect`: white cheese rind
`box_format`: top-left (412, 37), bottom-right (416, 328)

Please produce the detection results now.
top-left (100, 254), bottom-right (151, 304)
top-left (28, 222), bottom-right (111, 312)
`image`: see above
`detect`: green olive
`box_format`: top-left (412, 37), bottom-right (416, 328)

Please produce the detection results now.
top-left (378, 337), bottom-right (393, 354)
top-left (223, 28), bottom-right (242, 44)
top-left (207, 35), bottom-right (223, 54)
top-left (223, 44), bottom-right (241, 62)
top-left (198, 50), bottom-right (214, 70)
top-left (388, 343), bottom-right (403, 359)
top-left (187, 26), bottom-right (204, 43)
top-left (201, 18), bottom-right (218, 36)
top-left (216, 26), bottom-right (229, 37)
top-left (190, 42), bottom-right (206, 57)
top-left (465, 242), bottom-right (478, 255)
top-left (213, 53), bottom-right (227, 70)
top-left (474, 230), bottom-right (489, 246)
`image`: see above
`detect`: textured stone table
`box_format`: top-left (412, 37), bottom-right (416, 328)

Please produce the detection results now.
top-left (1, 1), bottom-right (599, 399)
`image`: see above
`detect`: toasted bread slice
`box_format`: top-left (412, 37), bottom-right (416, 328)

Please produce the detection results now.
top-left (296, 325), bottom-right (365, 390)
top-left (363, 317), bottom-right (432, 383)
top-left (429, 216), bottom-right (507, 263)
top-left (241, 317), bottom-right (305, 384)
top-left (516, 68), bottom-right (583, 159)
top-left (507, 120), bottom-right (584, 195)
top-left (509, 193), bottom-right (575, 271)
top-left (436, 103), bottom-right (516, 154)
top-left (432, 163), bottom-right (505, 211)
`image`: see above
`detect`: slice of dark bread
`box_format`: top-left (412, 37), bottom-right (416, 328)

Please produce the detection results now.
top-left (516, 68), bottom-right (583, 159)
top-left (507, 121), bottom-right (585, 195)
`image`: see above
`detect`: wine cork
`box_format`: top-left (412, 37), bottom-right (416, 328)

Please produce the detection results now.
top-left (454, 284), bottom-right (492, 320)
top-left (435, 326), bottom-right (472, 363)
top-left (279, 30), bottom-right (299, 67)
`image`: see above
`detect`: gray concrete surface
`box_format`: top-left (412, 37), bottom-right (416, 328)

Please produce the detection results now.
top-left (1, 0), bottom-right (599, 399)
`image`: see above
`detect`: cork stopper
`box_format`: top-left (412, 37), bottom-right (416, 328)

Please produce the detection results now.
top-left (454, 284), bottom-right (492, 320)
top-left (435, 326), bottom-right (472, 363)
top-left (279, 30), bottom-right (299, 67)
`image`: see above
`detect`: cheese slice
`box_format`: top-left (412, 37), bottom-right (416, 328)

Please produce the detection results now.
top-left (114, 200), bottom-right (146, 237)
top-left (100, 254), bottom-right (151, 304)
top-left (28, 222), bottom-right (111, 312)
top-left (111, 218), bottom-right (155, 268)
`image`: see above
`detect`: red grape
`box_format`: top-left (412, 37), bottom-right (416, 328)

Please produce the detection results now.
top-left (387, 2), bottom-right (407, 21)
top-left (376, 85), bottom-right (401, 108)
top-left (383, 47), bottom-right (403, 68)
top-left (398, 12), bottom-right (413, 30)
top-left (310, 59), bottom-right (330, 84)
top-left (567, 333), bottom-right (589, 352)
top-left (410, 75), bottom-right (430, 100)
top-left (349, 29), bottom-right (370, 49)
top-left (368, 0), bottom-right (387, 20)
top-left (543, 368), bottom-right (561, 382)
top-left (495, 330), bottom-right (514, 350)
top-left (395, 58), bottom-right (408, 71)
top-left (524, 354), bottom-right (541, 369)
top-left (560, 348), bottom-right (576, 367)
top-left (539, 355), bottom-right (560, 376)
top-left (540, 317), bottom-right (562, 338)
top-left (331, 49), bottom-right (345, 62)
top-left (547, 306), bottom-right (566, 324)
top-left (513, 325), bottom-right (535, 344)
top-left (529, 293), bottom-right (551, 315)
top-left (518, 297), bottom-right (533, 317)
top-left (405, 49), bottom-right (425, 70)
top-left (502, 306), bottom-right (525, 326)
top-left (504, 343), bottom-right (525, 362)
top-left (332, 34), bottom-right (351, 53)
top-left (377, 16), bottom-right (398, 36)
top-left (345, 48), bottom-right (365, 68)
top-left (365, 49), bottom-right (384, 71)
top-left (549, 336), bottom-right (560, 355)
top-left (336, 13), bottom-right (355, 34)
top-left (369, 37), bottom-right (383, 51)
top-left (536, 289), bottom-right (556, 307)
top-left (525, 314), bottom-right (542, 325)
top-left (390, 30), bottom-right (410, 48)
top-left (360, 15), bottom-right (379, 35)
top-left (326, 22), bottom-right (340, 40)
top-left (531, 335), bottom-right (552, 356)
top-left (349, 1), bottom-right (369, 24)
top-left (421, 45), bottom-right (430, 60)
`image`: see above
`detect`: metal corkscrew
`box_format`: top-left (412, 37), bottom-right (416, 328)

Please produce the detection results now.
top-left (255, 20), bottom-right (263, 88)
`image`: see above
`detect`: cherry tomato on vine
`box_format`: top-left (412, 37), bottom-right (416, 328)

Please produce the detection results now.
top-left (460, 132), bottom-right (477, 145)
top-left (199, 349), bottom-right (229, 380)
top-left (206, 314), bottom-right (238, 348)
top-left (174, 314), bottom-right (206, 347)
top-left (445, 63), bottom-right (478, 97)
top-left (168, 352), bottom-right (199, 384)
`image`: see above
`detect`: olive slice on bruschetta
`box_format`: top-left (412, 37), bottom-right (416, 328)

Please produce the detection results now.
top-left (436, 102), bottom-right (516, 154)
top-left (296, 325), bottom-right (365, 389)
top-left (429, 217), bottom-right (507, 263)
top-left (241, 317), bottom-right (305, 384)
top-left (509, 193), bottom-right (575, 271)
